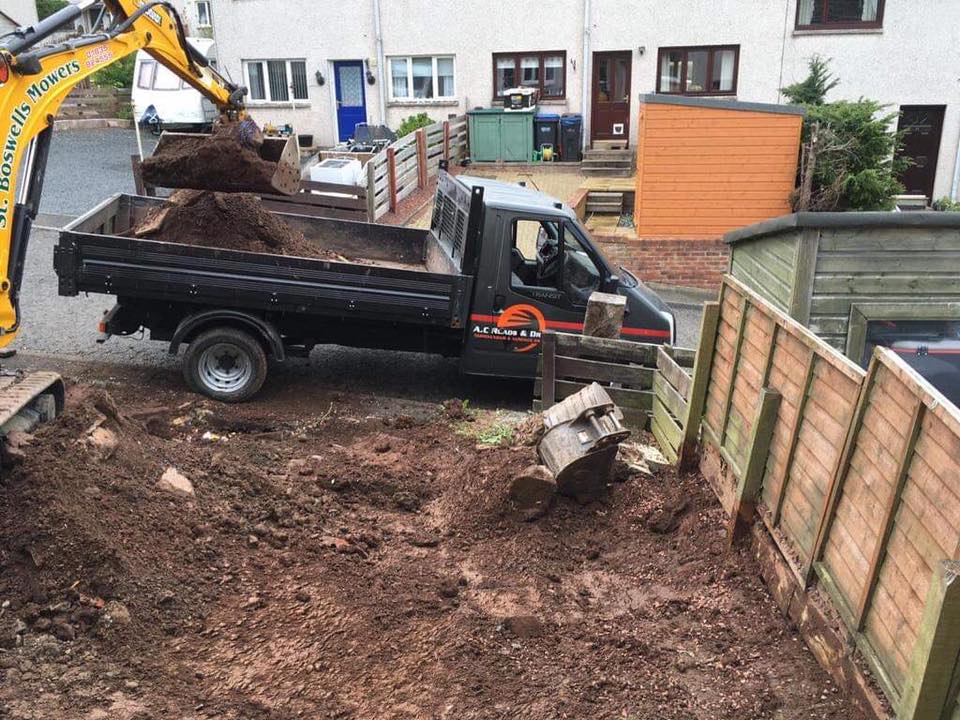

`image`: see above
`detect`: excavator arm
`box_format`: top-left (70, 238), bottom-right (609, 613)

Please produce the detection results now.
top-left (0, 0), bottom-right (250, 347)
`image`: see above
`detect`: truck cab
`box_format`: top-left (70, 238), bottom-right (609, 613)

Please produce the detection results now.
top-left (454, 175), bottom-right (674, 377)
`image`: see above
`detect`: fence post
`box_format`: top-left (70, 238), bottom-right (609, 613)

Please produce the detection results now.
top-left (416, 128), bottom-right (428, 189)
top-left (727, 387), bottom-right (781, 543)
top-left (678, 300), bottom-right (719, 469)
top-left (719, 294), bottom-right (750, 447)
top-left (898, 560), bottom-right (960, 720)
top-left (443, 121), bottom-right (451, 162)
top-left (542, 331), bottom-right (557, 409)
top-left (365, 161), bottom-right (376, 222)
top-left (386, 147), bottom-right (398, 213)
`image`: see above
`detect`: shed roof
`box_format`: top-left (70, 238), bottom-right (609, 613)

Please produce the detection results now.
top-left (725, 211), bottom-right (960, 244)
top-left (639, 94), bottom-right (806, 117)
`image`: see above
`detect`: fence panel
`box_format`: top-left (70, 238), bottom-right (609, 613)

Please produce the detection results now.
top-left (365, 116), bottom-right (467, 222)
top-left (695, 274), bottom-right (960, 719)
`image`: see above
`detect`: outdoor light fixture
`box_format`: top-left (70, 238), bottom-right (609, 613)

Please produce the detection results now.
top-left (638, 46), bottom-right (646, 56)
top-left (364, 59), bottom-right (376, 85)
top-left (315, 70), bottom-right (325, 86)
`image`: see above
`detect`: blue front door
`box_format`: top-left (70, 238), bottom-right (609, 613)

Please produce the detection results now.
top-left (334, 61), bottom-right (367, 142)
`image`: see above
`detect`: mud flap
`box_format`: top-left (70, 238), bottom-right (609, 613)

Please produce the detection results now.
top-left (537, 382), bottom-right (631, 499)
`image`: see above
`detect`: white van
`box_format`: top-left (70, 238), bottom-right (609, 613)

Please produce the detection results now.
top-left (132, 37), bottom-right (218, 133)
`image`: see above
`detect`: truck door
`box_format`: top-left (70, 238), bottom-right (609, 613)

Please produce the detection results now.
top-left (461, 212), bottom-right (604, 378)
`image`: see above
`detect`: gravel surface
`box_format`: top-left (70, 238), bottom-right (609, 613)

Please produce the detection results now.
top-left (20, 128), bottom-right (703, 405)
top-left (39, 128), bottom-right (158, 217)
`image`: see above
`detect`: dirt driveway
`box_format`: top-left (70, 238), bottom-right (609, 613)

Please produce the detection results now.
top-left (0, 373), bottom-right (861, 719)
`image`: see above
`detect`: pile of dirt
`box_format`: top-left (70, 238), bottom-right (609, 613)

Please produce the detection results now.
top-left (132, 190), bottom-right (344, 259)
top-left (0, 379), bottom-right (866, 720)
top-left (140, 125), bottom-right (280, 195)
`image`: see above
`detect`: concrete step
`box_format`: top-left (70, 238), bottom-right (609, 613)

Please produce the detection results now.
top-left (581, 158), bottom-right (633, 168)
top-left (583, 148), bottom-right (634, 158)
top-left (587, 191), bottom-right (624, 200)
top-left (582, 167), bottom-right (634, 177)
top-left (586, 202), bottom-right (623, 213)
top-left (592, 139), bottom-right (630, 151)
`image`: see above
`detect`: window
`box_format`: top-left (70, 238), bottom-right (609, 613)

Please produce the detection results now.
top-left (388, 56), bottom-right (456, 101)
top-left (242, 60), bottom-right (309, 103)
top-left (796, 0), bottom-right (884, 29)
top-left (136, 59), bottom-right (155, 89)
top-left (493, 52), bottom-right (566, 99)
top-left (195, 0), bottom-right (212, 28)
top-left (509, 219), bottom-right (601, 306)
top-left (656, 45), bottom-right (739, 96)
top-left (153, 64), bottom-right (183, 91)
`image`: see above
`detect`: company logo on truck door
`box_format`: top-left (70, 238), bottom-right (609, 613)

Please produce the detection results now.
top-left (0, 59), bottom-right (82, 230)
top-left (471, 304), bottom-right (545, 353)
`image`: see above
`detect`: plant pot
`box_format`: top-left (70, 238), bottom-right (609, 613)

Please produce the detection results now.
top-left (297, 134), bottom-right (314, 148)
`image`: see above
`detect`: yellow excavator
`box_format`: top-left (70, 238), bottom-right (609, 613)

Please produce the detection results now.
top-left (0, 0), bottom-right (299, 438)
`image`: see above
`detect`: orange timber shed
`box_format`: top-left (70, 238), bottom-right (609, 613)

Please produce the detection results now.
top-left (633, 95), bottom-right (805, 239)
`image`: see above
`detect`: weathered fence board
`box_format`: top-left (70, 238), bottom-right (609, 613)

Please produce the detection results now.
top-left (693, 274), bottom-right (960, 720)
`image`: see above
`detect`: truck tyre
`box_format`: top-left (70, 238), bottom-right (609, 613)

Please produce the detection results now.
top-left (182, 327), bottom-right (267, 403)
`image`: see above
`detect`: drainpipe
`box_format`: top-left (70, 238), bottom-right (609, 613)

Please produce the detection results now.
top-left (581, 0), bottom-right (591, 151)
top-left (952, 121), bottom-right (960, 201)
top-left (372, 0), bottom-right (387, 126)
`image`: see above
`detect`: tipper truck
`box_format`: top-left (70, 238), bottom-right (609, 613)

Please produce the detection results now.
top-left (55, 171), bottom-right (675, 401)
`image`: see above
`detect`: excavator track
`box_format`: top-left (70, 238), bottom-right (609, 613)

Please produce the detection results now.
top-left (0, 371), bottom-right (64, 435)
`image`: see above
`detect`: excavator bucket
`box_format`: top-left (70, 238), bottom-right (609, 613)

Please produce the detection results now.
top-left (538, 382), bottom-right (631, 500)
top-left (141, 132), bottom-right (301, 196)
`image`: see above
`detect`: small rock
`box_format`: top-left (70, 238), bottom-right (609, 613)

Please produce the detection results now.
top-left (392, 491), bottom-right (420, 512)
top-left (102, 601), bottom-right (131, 627)
top-left (645, 498), bottom-right (690, 535)
top-left (408, 534), bottom-right (441, 548)
top-left (373, 440), bottom-right (391, 453)
top-left (87, 427), bottom-right (118, 456)
top-left (438, 580), bottom-right (459, 599)
top-left (508, 465), bottom-right (556, 521)
top-left (157, 590), bottom-right (175, 606)
top-left (82, 485), bottom-right (102, 498)
top-left (51, 620), bottom-right (75, 641)
top-left (294, 590), bottom-right (310, 603)
top-left (247, 535), bottom-right (259, 548)
top-left (505, 615), bottom-right (544, 638)
top-left (124, 679), bottom-right (140, 690)
top-left (157, 467), bottom-right (194, 496)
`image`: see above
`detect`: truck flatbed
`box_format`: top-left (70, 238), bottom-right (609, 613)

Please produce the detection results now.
top-left (56, 193), bottom-right (475, 329)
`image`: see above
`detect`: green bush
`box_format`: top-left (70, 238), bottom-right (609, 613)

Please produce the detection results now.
top-left (36, 0), bottom-right (69, 20)
top-left (90, 55), bottom-right (135, 89)
top-left (933, 196), bottom-right (960, 212)
top-left (784, 57), bottom-right (906, 211)
top-left (396, 112), bottom-right (432, 138)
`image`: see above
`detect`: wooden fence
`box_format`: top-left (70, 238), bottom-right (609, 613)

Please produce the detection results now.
top-left (535, 331), bottom-right (693, 431)
top-left (651, 346), bottom-right (693, 464)
top-left (366, 116), bottom-right (467, 221)
top-left (58, 86), bottom-right (131, 120)
top-left (682, 275), bottom-right (960, 719)
top-left (259, 179), bottom-right (368, 222)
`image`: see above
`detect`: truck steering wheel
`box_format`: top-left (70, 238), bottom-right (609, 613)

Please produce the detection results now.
top-left (537, 238), bottom-right (561, 285)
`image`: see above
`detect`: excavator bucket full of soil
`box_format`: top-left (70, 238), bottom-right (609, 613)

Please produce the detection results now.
top-left (537, 382), bottom-right (631, 500)
top-left (141, 131), bottom-right (301, 196)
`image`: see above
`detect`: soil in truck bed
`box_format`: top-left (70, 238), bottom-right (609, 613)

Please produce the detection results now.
top-left (0, 377), bottom-right (864, 720)
top-left (132, 190), bottom-right (346, 260)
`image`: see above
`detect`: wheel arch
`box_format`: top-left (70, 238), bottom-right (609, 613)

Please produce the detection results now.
top-left (169, 310), bottom-right (285, 361)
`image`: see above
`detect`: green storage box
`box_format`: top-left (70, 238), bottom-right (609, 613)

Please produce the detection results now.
top-left (468, 108), bottom-right (534, 162)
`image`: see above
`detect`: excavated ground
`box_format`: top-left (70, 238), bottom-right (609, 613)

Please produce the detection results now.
top-left (0, 378), bottom-right (864, 720)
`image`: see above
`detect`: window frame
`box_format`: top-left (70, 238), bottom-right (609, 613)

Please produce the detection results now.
top-left (656, 44), bottom-right (740, 97)
top-left (795, 0), bottom-right (885, 30)
top-left (195, 0), bottom-right (212, 28)
top-left (387, 55), bottom-right (457, 102)
top-left (492, 51), bottom-right (567, 100)
top-left (136, 59), bottom-right (156, 90)
top-left (241, 59), bottom-right (309, 104)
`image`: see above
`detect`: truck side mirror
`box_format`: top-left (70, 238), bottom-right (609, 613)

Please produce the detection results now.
top-left (603, 274), bottom-right (620, 293)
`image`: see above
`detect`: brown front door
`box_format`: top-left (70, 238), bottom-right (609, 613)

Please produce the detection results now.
top-left (897, 105), bottom-right (945, 200)
top-left (591, 51), bottom-right (631, 145)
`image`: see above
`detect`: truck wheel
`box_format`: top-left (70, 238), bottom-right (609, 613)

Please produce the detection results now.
top-left (183, 327), bottom-right (267, 402)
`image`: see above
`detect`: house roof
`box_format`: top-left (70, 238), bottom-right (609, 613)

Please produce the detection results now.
top-left (639, 93), bottom-right (806, 117)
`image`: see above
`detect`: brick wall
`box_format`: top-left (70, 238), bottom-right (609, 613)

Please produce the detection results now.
top-left (591, 233), bottom-right (731, 291)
